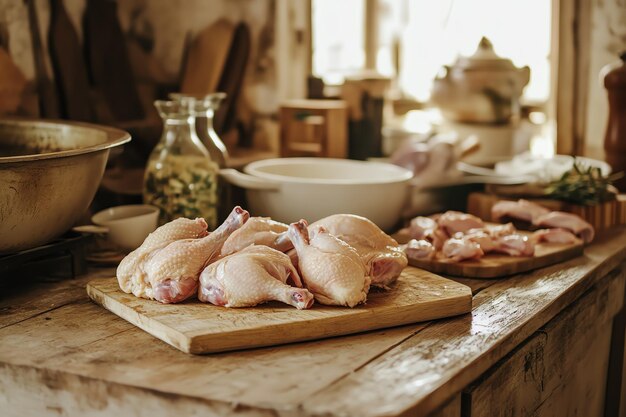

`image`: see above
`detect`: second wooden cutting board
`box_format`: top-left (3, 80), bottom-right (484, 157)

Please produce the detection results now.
top-left (87, 266), bottom-right (472, 354)
top-left (397, 227), bottom-right (584, 279)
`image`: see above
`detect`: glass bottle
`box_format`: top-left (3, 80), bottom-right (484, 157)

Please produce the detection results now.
top-left (170, 93), bottom-right (232, 221)
top-left (143, 100), bottom-right (219, 228)
top-left (169, 93), bottom-right (229, 167)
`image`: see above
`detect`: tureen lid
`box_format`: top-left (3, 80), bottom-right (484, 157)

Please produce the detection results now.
top-left (454, 37), bottom-right (518, 71)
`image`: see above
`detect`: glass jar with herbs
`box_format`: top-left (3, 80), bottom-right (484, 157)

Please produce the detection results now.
top-left (170, 93), bottom-right (231, 222)
top-left (143, 100), bottom-right (219, 228)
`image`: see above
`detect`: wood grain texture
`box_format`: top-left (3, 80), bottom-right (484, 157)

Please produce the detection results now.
top-left (0, 299), bottom-right (426, 411)
top-left (465, 266), bottom-right (624, 417)
top-left (400, 227), bottom-right (584, 279)
top-left (86, 267), bottom-right (472, 354)
top-left (301, 229), bottom-right (626, 417)
top-left (428, 395), bottom-right (461, 417)
top-left (1, 228), bottom-right (625, 417)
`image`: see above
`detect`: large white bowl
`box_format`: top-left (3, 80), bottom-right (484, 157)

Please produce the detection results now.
top-left (220, 158), bottom-right (413, 230)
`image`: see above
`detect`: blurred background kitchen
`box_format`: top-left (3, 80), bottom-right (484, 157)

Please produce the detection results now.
top-left (1, 0), bottom-right (625, 217)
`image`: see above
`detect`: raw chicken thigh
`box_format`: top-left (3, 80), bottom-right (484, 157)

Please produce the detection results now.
top-left (309, 214), bottom-right (407, 288)
top-left (437, 211), bottom-right (484, 235)
top-left (220, 217), bottom-right (292, 256)
top-left (442, 238), bottom-right (484, 262)
top-left (119, 207), bottom-right (249, 303)
top-left (492, 234), bottom-right (535, 257)
top-left (406, 216), bottom-right (448, 249)
top-left (288, 220), bottom-right (370, 307)
top-left (491, 199), bottom-right (594, 243)
top-left (491, 199), bottom-right (550, 223)
top-left (199, 245), bottom-right (314, 309)
top-left (532, 228), bottom-right (581, 244)
top-left (117, 217), bottom-right (209, 297)
top-left (533, 211), bottom-right (594, 243)
top-left (402, 239), bottom-right (436, 259)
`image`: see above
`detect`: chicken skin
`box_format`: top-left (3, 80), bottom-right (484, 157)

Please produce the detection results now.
top-left (402, 239), bottom-right (436, 259)
top-left (288, 220), bottom-right (370, 307)
top-left (199, 245), bottom-right (314, 309)
top-left (437, 211), bottom-right (485, 235)
top-left (532, 228), bottom-right (581, 244)
top-left (309, 214), bottom-right (407, 288)
top-left (117, 217), bottom-right (209, 297)
top-left (533, 211), bottom-right (594, 243)
top-left (491, 199), bottom-right (550, 223)
top-left (119, 207), bottom-right (249, 303)
top-left (441, 237), bottom-right (484, 262)
top-left (220, 217), bottom-right (292, 256)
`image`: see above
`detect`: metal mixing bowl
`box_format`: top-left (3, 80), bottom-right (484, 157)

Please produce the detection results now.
top-left (0, 118), bottom-right (131, 253)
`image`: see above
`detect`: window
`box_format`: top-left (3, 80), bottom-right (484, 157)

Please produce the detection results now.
top-left (312, 0), bottom-right (553, 105)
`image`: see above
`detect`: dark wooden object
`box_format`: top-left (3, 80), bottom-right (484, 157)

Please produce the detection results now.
top-left (604, 52), bottom-right (626, 192)
top-left (25, 0), bottom-right (60, 118)
top-left (83, 0), bottom-right (144, 122)
top-left (214, 22), bottom-right (251, 138)
top-left (47, 0), bottom-right (94, 122)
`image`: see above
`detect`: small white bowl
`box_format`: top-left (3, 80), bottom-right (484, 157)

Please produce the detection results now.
top-left (91, 204), bottom-right (159, 251)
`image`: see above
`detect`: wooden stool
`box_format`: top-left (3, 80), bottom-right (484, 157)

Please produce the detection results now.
top-left (280, 99), bottom-right (348, 158)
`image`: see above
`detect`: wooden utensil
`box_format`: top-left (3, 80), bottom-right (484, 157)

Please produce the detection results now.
top-left (0, 46), bottom-right (27, 115)
top-left (181, 18), bottom-right (235, 96)
top-left (396, 225), bottom-right (584, 279)
top-left (87, 266), bottom-right (472, 354)
top-left (48, 0), bottom-right (94, 121)
top-left (84, 0), bottom-right (144, 122)
top-left (25, 0), bottom-right (60, 118)
top-left (214, 22), bottom-right (251, 137)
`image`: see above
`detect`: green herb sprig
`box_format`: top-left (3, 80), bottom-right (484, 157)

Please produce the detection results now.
top-left (544, 160), bottom-right (623, 206)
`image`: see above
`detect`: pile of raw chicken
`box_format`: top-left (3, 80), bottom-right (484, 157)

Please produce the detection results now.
top-left (116, 207), bottom-right (408, 309)
top-left (401, 199), bottom-right (594, 262)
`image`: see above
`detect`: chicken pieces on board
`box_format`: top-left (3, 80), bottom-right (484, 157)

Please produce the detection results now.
top-left (118, 206), bottom-right (249, 303)
top-left (199, 245), bottom-right (314, 309)
top-left (288, 220), bottom-right (370, 307)
top-left (220, 217), bottom-right (292, 256)
top-left (309, 214), bottom-right (407, 288)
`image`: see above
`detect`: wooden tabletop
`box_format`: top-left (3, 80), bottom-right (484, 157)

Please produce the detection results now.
top-left (2, 227), bottom-right (626, 417)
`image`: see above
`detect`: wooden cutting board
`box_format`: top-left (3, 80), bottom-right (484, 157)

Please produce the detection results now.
top-left (398, 229), bottom-right (584, 279)
top-left (87, 266), bottom-right (472, 354)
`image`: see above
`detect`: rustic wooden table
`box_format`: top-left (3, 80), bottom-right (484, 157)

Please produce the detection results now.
top-left (2, 228), bottom-right (626, 417)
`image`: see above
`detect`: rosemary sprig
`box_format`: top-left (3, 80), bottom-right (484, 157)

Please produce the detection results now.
top-left (543, 160), bottom-right (623, 206)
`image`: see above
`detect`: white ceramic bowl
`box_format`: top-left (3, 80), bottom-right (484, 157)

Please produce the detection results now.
top-left (91, 205), bottom-right (159, 251)
top-left (220, 158), bottom-right (413, 230)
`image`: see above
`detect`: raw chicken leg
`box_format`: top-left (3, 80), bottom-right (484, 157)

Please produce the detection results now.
top-left (199, 245), bottom-right (314, 309)
top-left (137, 207), bottom-right (249, 303)
top-left (288, 220), bottom-right (370, 307)
top-left (220, 217), bottom-right (292, 256)
top-left (309, 214), bottom-right (407, 288)
top-left (117, 217), bottom-right (208, 296)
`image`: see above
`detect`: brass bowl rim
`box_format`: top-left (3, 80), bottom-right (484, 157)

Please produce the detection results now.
top-left (0, 117), bottom-right (131, 164)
